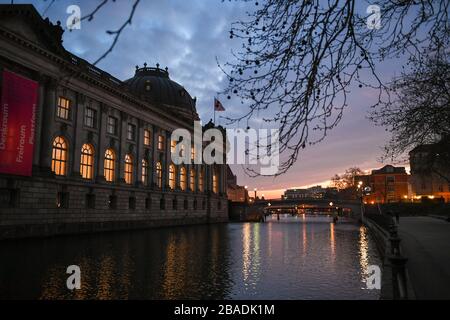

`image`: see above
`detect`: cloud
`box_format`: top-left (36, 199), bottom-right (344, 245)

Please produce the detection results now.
top-left (18, 0), bottom-right (399, 196)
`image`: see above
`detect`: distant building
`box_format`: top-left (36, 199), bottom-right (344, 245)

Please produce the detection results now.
top-left (409, 143), bottom-right (450, 202)
top-left (360, 165), bottom-right (409, 204)
top-left (284, 185), bottom-right (331, 200)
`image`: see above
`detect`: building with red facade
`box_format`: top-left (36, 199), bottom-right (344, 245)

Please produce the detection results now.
top-left (356, 165), bottom-right (410, 204)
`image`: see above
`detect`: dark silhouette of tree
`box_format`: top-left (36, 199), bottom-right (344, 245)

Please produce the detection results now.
top-left (64, 0), bottom-right (141, 65)
top-left (331, 167), bottom-right (364, 190)
top-left (371, 53), bottom-right (450, 167)
top-left (219, 0), bottom-right (449, 176)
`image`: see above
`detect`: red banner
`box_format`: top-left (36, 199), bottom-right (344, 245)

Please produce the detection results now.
top-left (0, 70), bottom-right (39, 176)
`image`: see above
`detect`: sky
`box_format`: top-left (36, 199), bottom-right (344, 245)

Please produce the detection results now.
top-left (7, 0), bottom-right (411, 199)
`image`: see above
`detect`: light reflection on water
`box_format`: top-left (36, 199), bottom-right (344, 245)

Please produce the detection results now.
top-left (0, 216), bottom-right (381, 300)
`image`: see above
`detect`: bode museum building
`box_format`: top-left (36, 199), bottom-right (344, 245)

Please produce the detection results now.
top-left (0, 4), bottom-right (228, 239)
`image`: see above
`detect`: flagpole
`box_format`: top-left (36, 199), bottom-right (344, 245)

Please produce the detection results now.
top-left (214, 97), bottom-right (216, 124)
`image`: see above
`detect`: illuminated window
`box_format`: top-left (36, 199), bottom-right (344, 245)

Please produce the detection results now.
top-left (213, 168), bottom-right (219, 194)
top-left (107, 116), bottom-right (118, 135)
top-left (80, 144), bottom-right (94, 180)
top-left (51, 136), bottom-right (68, 176)
top-left (191, 146), bottom-right (195, 161)
top-left (171, 140), bottom-right (177, 153)
top-left (57, 97), bottom-right (70, 120)
top-left (190, 168), bottom-right (195, 191)
top-left (158, 135), bottom-right (165, 151)
top-left (156, 162), bottom-right (162, 188)
top-left (127, 123), bottom-right (136, 141)
top-left (198, 168), bottom-right (204, 192)
top-left (180, 167), bottom-right (187, 191)
top-left (124, 154), bottom-right (133, 184)
top-left (144, 129), bottom-right (151, 146)
top-left (142, 159), bottom-right (149, 186)
top-left (104, 149), bottom-right (115, 182)
top-left (84, 107), bottom-right (97, 128)
top-left (169, 164), bottom-right (176, 190)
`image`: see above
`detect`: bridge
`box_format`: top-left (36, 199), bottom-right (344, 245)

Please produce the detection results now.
top-left (239, 198), bottom-right (362, 222)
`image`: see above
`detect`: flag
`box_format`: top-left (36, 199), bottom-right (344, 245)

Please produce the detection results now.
top-left (214, 98), bottom-right (225, 111)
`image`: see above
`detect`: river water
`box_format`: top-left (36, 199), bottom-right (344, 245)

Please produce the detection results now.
top-left (0, 215), bottom-right (381, 299)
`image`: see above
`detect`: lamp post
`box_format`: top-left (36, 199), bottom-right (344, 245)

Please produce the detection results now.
top-left (357, 181), bottom-right (365, 222)
top-left (254, 188), bottom-right (257, 200)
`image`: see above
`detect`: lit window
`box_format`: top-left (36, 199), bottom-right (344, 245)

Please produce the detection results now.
top-left (124, 154), bottom-right (133, 184)
top-left (180, 167), bottom-right (187, 191)
top-left (84, 107), bottom-right (97, 128)
top-left (104, 149), bottom-right (115, 182)
top-left (156, 162), bottom-right (162, 188)
top-left (51, 136), bottom-right (68, 176)
top-left (142, 159), bottom-right (149, 186)
top-left (171, 140), bottom-right (177, 153)
top-left (158, 135), bottom-right (165, 151)
top-left (107, 116), bottom-right (118, 135)
top-left (198, 168), bottom-right (204, 192)
top-left (127, 123), bottom-right (136, 141)
top-left (57, 97), bottom-right (70, 120)
top-left (190, 168), bottom-right (195, 191)
top-left (191, 146), bottom-right (195, 161)
top-left (169, 164), bottom-right (176, 190)
top-left (80, 144), bottom-right (94, 180)
top-left (213, 168), bottom-right (219, 194)
top-left (144, 129), bottom-right (151, 146)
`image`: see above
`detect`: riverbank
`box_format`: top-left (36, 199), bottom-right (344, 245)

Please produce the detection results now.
top-left (363, 214), bottom-right (415, 300)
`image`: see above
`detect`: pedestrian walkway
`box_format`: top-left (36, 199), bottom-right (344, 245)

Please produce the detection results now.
top-left (398, 216), bottom-right (450, 299)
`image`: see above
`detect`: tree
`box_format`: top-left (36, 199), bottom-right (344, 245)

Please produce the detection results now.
top-left (370, 53), bottom-right (450, 168)
top-left (220, 0), bottom-right (449, 175)
top-left (47, 0), bottom-right (448, 176)
top-left (330, 167), bottom-right (364, 190)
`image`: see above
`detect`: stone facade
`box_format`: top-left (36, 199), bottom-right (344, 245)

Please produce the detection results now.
top-left (409, 143), bottom-right (450, 202)
top-left (0, 4), bottom-right (228, 239)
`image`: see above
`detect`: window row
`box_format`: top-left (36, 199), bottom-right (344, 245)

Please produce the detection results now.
top-left (51, 136), bottom-right (219, 192)
top-left (57, 96), bottom-right (161, 148)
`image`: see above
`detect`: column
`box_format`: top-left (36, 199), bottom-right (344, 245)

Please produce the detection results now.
top-left (96, 103), bottom-right (108, 182)
top-left (39, 77), bottom-right (57, 173)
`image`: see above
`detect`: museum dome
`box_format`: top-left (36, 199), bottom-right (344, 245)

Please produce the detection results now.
top-left (125, 63), bottom-right (197, 112)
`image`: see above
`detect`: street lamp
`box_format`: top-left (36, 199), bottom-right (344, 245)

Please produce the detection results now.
top-left (254, 188), bottom-right (257, 200)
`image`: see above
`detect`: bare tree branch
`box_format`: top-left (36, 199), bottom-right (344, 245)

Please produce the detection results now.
top-left (220, 0), bottom-right (449, 177)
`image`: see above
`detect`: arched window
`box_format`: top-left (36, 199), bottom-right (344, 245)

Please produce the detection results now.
top-left (156, 162), bottom-right (162, 188)
top-left (104, 149), bottom-right (115, 182)
top-left (80, 144), bottom-right (94, 180)
top-left (142, 159), bottom-right (149, 186)
top-left (198, 168), bottom-right (204, 192)
top-left (51, 136), bottom-right (68, 176)
top-left (190, 168), bottom-right (195, 191)
top-left (124, 154), bottom-right (133, 184)
top-left (180, 167), bottom-right (187, 191)
top-left (169, 164), bottom-right (176, 190)
top-left (213, 167), bottom-right (219, 194)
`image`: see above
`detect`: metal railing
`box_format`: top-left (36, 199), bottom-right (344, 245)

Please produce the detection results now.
top-left (365, 211), bottom-right (410, 299)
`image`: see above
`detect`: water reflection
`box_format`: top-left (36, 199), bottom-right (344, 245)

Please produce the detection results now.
top-left (0, 217), bottom-right (381, 300)
top-left (330, 223), bottom-right (336, 259)
top-left (358, 225), bottom-right (370, 286)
